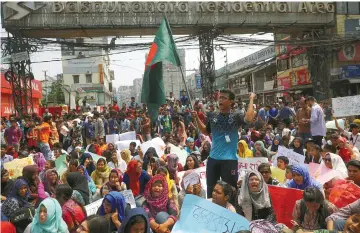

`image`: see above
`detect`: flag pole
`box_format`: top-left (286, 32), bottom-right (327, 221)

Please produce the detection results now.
top-left (179, 65), bottom-right (194, 110)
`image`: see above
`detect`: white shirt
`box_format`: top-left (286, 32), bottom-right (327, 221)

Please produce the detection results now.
top-left (342, 131), bottom-right (360, 150)
top-left (108, 160), bottom-right (127, 174)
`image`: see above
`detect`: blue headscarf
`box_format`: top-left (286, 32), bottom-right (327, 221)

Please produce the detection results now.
top-left (118, 208), bottom-right (150, 233)
top-left (8, 178), bottom-right (30, 207)
top-left (287, 164), bottom-right (322, 190)
top-left (270, 136), bottom-right (282, 152)
top-left (78, 165), bottom-right (91, 182)
top-left (80, 153), bottom-right (96, 175)
top-left (31, 198), bottom-right (68, 233)
top-left (99, 191), bottom-right (127, 222)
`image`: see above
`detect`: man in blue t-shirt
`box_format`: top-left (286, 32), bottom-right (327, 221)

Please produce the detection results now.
top-left (192, 90), bottom-right (256, 197)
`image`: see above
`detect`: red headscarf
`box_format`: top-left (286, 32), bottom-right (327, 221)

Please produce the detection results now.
top-left (1, 222), bottom-right (16, 233)
top-left (144, 174), bottom-right (169, 217)
top-left (126, 160), bottom-right (141, 196)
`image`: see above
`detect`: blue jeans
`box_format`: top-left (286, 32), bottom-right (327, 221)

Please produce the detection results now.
top-left (334, 219), bottom-right (346, 231)
top-left (38, 142), bottom-right (51, 160)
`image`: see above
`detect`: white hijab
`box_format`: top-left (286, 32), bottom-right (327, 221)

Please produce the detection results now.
top-left (321, 153), bottom-right (348, 179)
top-left (238, 170), bottom-right (271, 221)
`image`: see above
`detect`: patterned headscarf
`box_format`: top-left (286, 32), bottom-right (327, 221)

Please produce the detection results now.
top-left (8, 178), bottom-right (30, 207)
top-left (32, 152), bottom-right (46, 172)
top-left (166, 154), bottom-right (179, 180)
top-left (144, 174), bottom-right (169, 218)
top-left (287, 164), bottom-right (322, 190)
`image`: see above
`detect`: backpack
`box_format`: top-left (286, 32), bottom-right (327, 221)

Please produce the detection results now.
top-left (299, 199), bottom-right (329, 229)
top-left (9, 206), bottom-right (35, 233)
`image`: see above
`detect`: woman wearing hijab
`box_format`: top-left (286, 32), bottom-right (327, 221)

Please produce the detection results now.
top-left (100, 169), bottom-right (127, 197)
top-left (98, 191), bottom-right (129, 231)
top-left (184, 137), bottom-right (199, 154)
top-left (1, 168), bottom-right (14, 200)
top-left (200, 141), bottom-right (211, 162)
top-left (286, 164), bottom-right (323, 192)
top-left (291, 137), bottom-right (305, 156)
top-left (102, 143), bottom-right (116, 162)
top-left (142, 147), bottom-right (159, 171)
top-left (66, 172), bottom-right (90, 206)
top-left (178, 170), bottom-right (206, 208)
top-left (120, 149), bottom-right (131, 165)
top-left (252, 141), bottom-right (270, 158)
top-left (24, 198), bottom-right (68, 233)
top-left (77, 165), bottom-right (96, 201)
top-left (157, 167), bottom-right (179, 211)
top-left (142, 174), bottom-right (178, 233)
top-left (91, 158), bottom-right (111, 189)
top-left (1, 178), bottom-right (31, 219)
top-left (118, 207), bottom-right (151, 233)
top-left (55, 184), bottom-right (87, 233)
top-left (237, 170), bottom-right (276, 223)
top-left (107, 150), bottom-right (127, 173)
top-left (123, 160), bottom-right (151, 197)
top-left (238, 140), bottom-right (254, 158)
top-left (270, 136), bottom-right (282, 156)
top-left (79, 153), bottom-right (96, 176)
top-left (43, 169), bottom-right (62, 197)
top-left (150, 157), bottom-right (164, 176)
top-left (32, 152), bottom-right (46, 173)
top-left (337, 137), bottom-right (354, 163)
top-left (22, 164), bottom-right (47, 204)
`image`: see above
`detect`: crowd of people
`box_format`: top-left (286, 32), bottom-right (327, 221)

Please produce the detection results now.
top-left (1, 89), bottom-right (360, 233)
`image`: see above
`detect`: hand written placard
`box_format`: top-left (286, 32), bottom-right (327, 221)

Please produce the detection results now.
top-left (273, 146), bottom-right (305, 166)
top-left (85, 198), bottom-right (103, 216)
top-left (172, 195), bottom-right (249, 233)
top-left (332, 96), bottom-right (360, 117)
top-left (237, 157), bottom-right (268, 174)
top-left (121, 190), bottom-right (136, 208)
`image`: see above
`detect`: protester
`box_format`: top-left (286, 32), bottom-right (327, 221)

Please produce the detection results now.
top-left (98, 191), bottom-right (128, 231)
top-left (238, 140), bottom-right (253, 158)
top-left (43, 169), bottom-right (62, 197)
top-left (237, 171), bottom-right (276, 223)
top-left (61, 159), bottom-right (80, 183)
top-left (77, 215), bottom-right (110, 233)
top-left (252, 141), bottom-right (270, 158)
top-left (178, 170), bottom-right (206, 208)
top-left (209, 180), bottom-right (236, 212)
top-left (120, 149), bottom-right (132, 165)
top-left (258, 163), bottom-right (280, 186)
top-left (36, 116), bottom-right (52, 160)
top-left (270, 135), bottom-right (282, 156)
top-left (292, 188), bottom-right (338, 231)
top-left (55, 184), bottom-right (87, 233)
top-left (305, 144), bottom-right (323, 164)
top-left (80, 153), bottom-right (96, 176)
top-left (1, 168), bottom-right (14, 200)
top-left (24, 198), bottom-right (68, 233)
top-left (291, 137), bottom-right (305, 156)
top-left (286, 164), bottom-right (323, 192)
top-left (91, 158), bottom-right (111, 189)
top-left (326, 199), bottom-right (360, 231)
top-left (142, 174), bottom-right (177, 232)
top-left (100, 168), bottom-right (127, 197)
top-left (107, 150), bottom-right (127, 173)
top-left (276, 156), bottom-right (289, 170)
top-left (22, 164), bottom-right (46, 204)
top-left (123, 160), bottom-right (151, 197)
top-left (346, 160), bottom-right (360, 186)
top-left (183, 154), bottom-right (200, 171)
top-left (166, 153), bottom-right (183, 181)
top-left (156, 166), bottom-right (179, 210)
top-left (118, 207), bottom-right (151, 233)
top-left (66, 172), bottom-right (90, 205)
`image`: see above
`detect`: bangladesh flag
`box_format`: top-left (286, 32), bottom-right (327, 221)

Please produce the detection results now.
top-left (141, 17), bottom-right (181, 121)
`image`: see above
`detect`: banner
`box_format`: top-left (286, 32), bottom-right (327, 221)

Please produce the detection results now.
top-left (169, 143), bottom-right (188, 166)
top-left (178, 166), bottom-right (207, 196)
top-left (332, 96), bottom-right (360, 117)
top-left (238, 157), bottom-right (268, 177)
top-left (106, 134), bottom-right (119, 144)
top-left (115, 140), bottom-right (141, 151)
top-left (172, 195), bottom-right (249, 233)
top-left (273, 146), bottom-right (305, 166)
top-left (4, 157), bottom-right (34, 179)
top-left (119, 131), bottom-right (136, 141)
top-left (140, 137), bottom-right (166, 158)
top-left (85, 198), bottom-right (103, 216)
top-left (121, 190), bottom-right (136, 208)
top-left (268, 186), bottom-right (303, 228)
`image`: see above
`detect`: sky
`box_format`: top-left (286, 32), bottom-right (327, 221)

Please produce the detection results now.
top-left (1, 25), bottom-right (273, 88)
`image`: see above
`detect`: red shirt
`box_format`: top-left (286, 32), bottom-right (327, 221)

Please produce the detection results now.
top-left (112, 104), bottom-right (120, 112)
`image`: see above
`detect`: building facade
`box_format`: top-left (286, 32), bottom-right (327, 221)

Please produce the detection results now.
top-left (61, 37), bottom-right (113, 109)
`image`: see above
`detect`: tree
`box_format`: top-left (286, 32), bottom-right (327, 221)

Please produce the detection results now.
top-left (43, 80), bottom-right (65, 105)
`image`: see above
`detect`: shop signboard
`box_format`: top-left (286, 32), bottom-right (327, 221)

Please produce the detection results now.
top-left (341, 65), bottom-right (360, 78)
top-left (277, 76), bottom-right (291, 90)
top-left (290, 69), bottom-right (311, 86)
top-left (263, 80), bottom-right (274, 91)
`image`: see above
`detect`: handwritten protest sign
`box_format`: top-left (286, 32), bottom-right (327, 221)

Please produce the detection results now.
top-left (183, 172), bottom-right (201, 189)
top-left (119, 131), bottom-right (136, 141)
top-left (268, 186), bottom-right (303, 228)
top-left (178, 166), bottom-right (207, 197)
top-left (106, 134), bottom-right (118, 144)
top-left (140, 137), bottom-right (166, 158)
top-left (332, 96), bottom-right (360, 117)
top-left (273, 146), bottom-right (305, 166)
top-left (4, 157), bottom-right (34, 179)
top-left (121, 190), bottom-right (136, 208)
top-left (115, 140), bottom-right (141, 151)
top-left (237, 157), bottom-right (268, 178)
top-left (172, 195), bottom-right (249, 233)
top-left (308, 163), bottom-right (344, 185)
top-left (85, 198), bottom-right (103, 216)
top-left (55, 154), bottom-right (67, 177)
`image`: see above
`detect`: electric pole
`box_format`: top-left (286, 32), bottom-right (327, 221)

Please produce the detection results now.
top-left (43, 70), bottom-right (48, 106)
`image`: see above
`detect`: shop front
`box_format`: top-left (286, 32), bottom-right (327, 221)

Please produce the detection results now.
top-left (1, 72), bottom-right (43, 117)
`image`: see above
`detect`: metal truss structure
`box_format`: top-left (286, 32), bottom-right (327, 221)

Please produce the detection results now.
top-left (1, 32), bottom-right (40, 118)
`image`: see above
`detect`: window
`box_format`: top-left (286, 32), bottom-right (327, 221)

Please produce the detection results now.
top-left (73, 75), bottom-right (79, 84)
top-left (291, 53), bottom-right (308, 68)
top-left (86, 74), bottom-right (92, 83)
top-left (277, 59), bottom-right (289, 72)
top-left (109, 82), bottom-right (113, 92)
